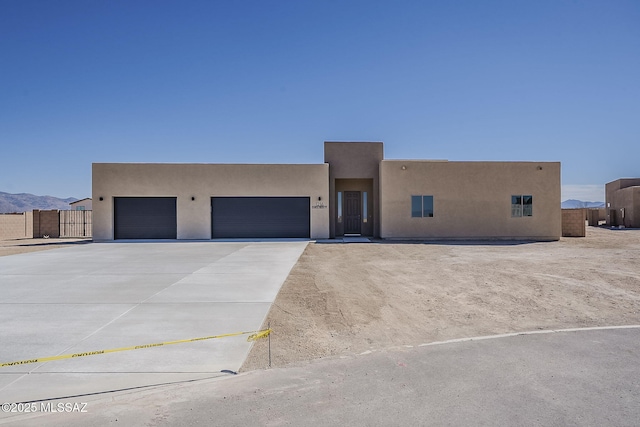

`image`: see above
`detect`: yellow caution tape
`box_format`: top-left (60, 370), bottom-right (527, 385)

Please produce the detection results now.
top-left (0, 328), bottom-right (272, 368)
top-left (247, 329), bottom-right (271, 341)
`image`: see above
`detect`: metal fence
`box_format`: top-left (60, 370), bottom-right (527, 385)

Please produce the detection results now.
top-left (59, 210), bottom-right (92, 237)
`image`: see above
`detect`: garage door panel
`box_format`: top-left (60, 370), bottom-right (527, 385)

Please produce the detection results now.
top-left (114, 197), bottom-right (177, 239)
top-left (212, 197), bottom-right (310, 238)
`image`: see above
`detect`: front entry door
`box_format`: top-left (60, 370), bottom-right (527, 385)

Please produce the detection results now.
top-left (344, 191), bottom-right (361, 235)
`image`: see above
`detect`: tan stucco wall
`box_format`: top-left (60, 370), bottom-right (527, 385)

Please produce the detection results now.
top-left (324, 142), bottom-right (383, 179)
top-left (324, 142), bottom-right (383, 237)
top-left (380, 160), bottom-right (561, 240)
top-left (613, 187), bottom-right (640, 228)
top-left (93, 163), bottom-right (330, 240)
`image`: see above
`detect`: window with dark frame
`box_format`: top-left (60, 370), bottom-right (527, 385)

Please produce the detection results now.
top-left (411, 195), bottom-right (434, 218)
top-left (511, 195), bottom-right (533, 217)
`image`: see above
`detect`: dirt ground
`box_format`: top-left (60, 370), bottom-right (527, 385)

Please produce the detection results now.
top-left (0, 237), bottom-right (91, 257)
top-left (242, 227), bottom-right (640, 371)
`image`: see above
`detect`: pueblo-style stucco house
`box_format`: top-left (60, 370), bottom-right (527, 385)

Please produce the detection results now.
top-left (69, 198), bottom-right (93, 211)
top-left (92, 141), bottom-right (561, 241)
top-left (606, 178), bottom-right (640, 228)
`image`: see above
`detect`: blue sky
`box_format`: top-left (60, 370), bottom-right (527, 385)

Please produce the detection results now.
top-left (2, 1), bottom-right (639, 202)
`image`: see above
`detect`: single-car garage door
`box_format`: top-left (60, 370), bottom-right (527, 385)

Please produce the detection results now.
top-left (211, 197), bottom-right (310, 238)
top-left (114, 197), bottom-right (177, 239)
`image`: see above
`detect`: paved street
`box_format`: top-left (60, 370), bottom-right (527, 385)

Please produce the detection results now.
top-left (8, 327), bottom-right (640, 427)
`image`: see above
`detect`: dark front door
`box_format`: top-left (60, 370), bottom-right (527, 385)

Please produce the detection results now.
top-left (344, 191), bottom-right (361, 235)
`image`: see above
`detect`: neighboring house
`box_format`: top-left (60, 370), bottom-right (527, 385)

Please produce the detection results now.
top-left (70, 198), bottom-right (92, 211)
top-left (606, 178), bottom-right (640, 228)
top-left (92, 141), bottom-right (561, 241)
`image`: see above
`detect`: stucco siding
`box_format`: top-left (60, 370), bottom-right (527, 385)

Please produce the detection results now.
top-left (606, 179), bottom-right (640, 228)
top-left (325, 142), bottom-right (383, 237)
top-left (70, 199), bottom-right (93, 210)
top-left (324, 142), bottom-right (383, 179)
top-left (615, 186), bottom-right (640, 228)
top-left (380, 160), bottom-right (561, 240)
top-left (93, 163), bottom-right (330, 240)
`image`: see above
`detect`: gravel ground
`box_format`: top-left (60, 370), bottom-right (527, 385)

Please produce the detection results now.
top-left (242, 226), bottom-right (640, 371)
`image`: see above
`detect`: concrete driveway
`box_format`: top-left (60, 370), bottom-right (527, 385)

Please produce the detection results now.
top-left (0, 241), bottom-right (308, 405)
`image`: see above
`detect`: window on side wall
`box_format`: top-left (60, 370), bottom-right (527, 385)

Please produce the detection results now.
top-left (511, 195), bottom-right (532, 217)
top-left (411, 195), bottom-right (434, 218)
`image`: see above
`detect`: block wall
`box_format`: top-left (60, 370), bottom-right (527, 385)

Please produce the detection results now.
top-left (586, 208), bottom-right (605, 226)
top-left (33, 210), bottom-right (60, 238)
top-left (562, 209), bottom-right (586, 237)
top-left (0, 212), bottom-right (33, 239)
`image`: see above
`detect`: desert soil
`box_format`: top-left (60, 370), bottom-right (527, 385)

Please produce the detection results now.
top-left (0, 237), bottom-right (91, 257)
top-left (242, 227), bottom-right (640, 371)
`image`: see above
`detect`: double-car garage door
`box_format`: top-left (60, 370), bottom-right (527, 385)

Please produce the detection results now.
top-left (114, 197), bottom-right (177, 239)
top-left (113, 197), bottom-right (310, 239)
top-left (211, 197), bottom-right (309, 238)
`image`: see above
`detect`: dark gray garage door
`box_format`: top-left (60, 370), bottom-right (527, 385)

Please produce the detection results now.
top-left (211, 197), bottom-right (310, 238)
top-left (114, 197), bottom-right (177, 239)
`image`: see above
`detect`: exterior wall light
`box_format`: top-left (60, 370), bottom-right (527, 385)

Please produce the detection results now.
top-left (318, 196), bottom-right (322, 201)
top-left (401, 165), bottom-right (407, 170)
top-left (99, 197), bottom-right (104, 201)
top-left (191, 196), bottom-right (195, 201)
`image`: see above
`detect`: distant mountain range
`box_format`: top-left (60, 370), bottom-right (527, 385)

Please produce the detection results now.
top-left (0, 192), bottom-right (79, 213)
top-left (561, 199), bottom-right (605, 209)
